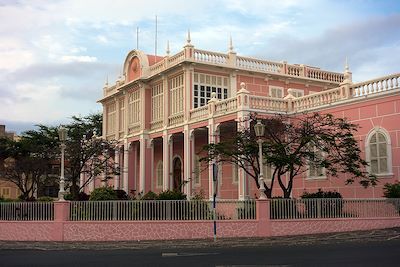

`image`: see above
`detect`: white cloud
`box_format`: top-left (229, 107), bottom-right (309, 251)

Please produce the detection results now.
top-left (60, 55), bottom-right (98, 63)
top-left (0, 38), bottom-right (35, 71)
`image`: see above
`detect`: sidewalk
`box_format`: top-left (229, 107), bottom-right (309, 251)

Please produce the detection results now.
top-left (1, 227), bottom-right (399, 251)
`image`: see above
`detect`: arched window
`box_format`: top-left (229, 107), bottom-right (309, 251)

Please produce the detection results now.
top-left (307, 145), bottom-right (326, 179)
top-left (156, 161), bottom-right (163, 188)
top-left (366, 128), bottom-right (392, 175)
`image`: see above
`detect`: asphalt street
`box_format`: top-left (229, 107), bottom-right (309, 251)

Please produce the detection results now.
top-left (1, 228), bottom-right (399, 267)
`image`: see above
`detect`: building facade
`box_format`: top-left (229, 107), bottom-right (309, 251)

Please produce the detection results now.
top-left (96, 33), bottom-right (400, 199)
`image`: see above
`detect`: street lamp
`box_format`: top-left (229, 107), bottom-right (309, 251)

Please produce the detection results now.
top-left (58, 126), bottom-right (68, 201)
top-left (254, 120), bottom-right (267, 199)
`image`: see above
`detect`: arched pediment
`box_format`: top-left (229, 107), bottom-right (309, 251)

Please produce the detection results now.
top-left (123, 50), bottom-right (150, 82)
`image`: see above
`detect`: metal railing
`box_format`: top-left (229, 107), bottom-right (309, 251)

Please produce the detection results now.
top-left (270, 198), bottom-right (400, 220)
top-left (0, 202), bottom-right (54, 221)
top-left (69, 200), bottom-right (256, 221)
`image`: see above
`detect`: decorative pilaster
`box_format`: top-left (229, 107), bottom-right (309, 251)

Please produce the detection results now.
top-left (114, 147), bottom-right (120, 190)
top-left (162, 131), bottom-right (171, 191)
top-left (123, 139), bottom-right (129, 193)
top-left (139, 134), bottom-right (151, 194)
top-left (183, 126), bottom-right (191, 198)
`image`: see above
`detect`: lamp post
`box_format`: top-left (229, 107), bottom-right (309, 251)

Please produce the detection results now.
top-left (254, 120), bottom-right (267, 199)
top-left (58, 126), bottom-right (68, 201)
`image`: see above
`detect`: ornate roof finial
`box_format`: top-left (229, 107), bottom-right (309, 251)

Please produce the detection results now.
top-left (104, 75), bottom-right (109, 88)
top-left (229, 35), bottom-right (234, 53)
top-left (166, 40), bottom-right (170, 56)
top-left (186, 29), bottom-right (191, 44)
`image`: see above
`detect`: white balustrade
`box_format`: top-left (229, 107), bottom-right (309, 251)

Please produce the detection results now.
top-left (236, 56), bottom-right (283, 73)
top-left (249, 95), bottom-right (288, 112)
top-left (215, 98), bottom-right (237, 115)
top-left (292, 87), bottom-right (341, 111)
top-left (307, 68), bottom-right (344, 83)
top-left (351, 73), bottom-right (400, 97)
top-left (189, 106), bottom-right (208, 121)
top-left (287, 65), bottom-right (302, 76)
top-left (194, 49), bottom-right (228, 65)
top-left (150, 119), bottom-right (163, 130)
top-left (168, 50), bottom-right (185, 65)
top-left (168, 113), bottom-right (184, 126)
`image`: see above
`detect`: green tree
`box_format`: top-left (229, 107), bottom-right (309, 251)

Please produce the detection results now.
top-left (0, 127), bottom-right (58, 200)
top-left (37, 113), bottom-right (117, 200)
top-left (202, 113), bottom-right (376, 198)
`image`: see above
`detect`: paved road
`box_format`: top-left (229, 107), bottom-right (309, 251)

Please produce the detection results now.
top-left (1, 228), bottom-right (400, 266)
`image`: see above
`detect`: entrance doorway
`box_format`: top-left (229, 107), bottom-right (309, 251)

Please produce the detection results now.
top-left (173, 157), bottom-right (182, 191)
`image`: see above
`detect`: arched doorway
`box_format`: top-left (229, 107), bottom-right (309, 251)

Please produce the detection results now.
top-left (173, 157), bottom-right (182, 191)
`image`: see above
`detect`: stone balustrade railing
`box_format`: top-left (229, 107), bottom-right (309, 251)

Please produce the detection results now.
top-left (150, 119), bottom-right (163, 130)
top-left (249, 95), bottom-right (288, 112)
top-left (236, 56), bottom-right (283, 73)
top-left (128, 123), bottom-right (141, 135)
top-left (168, 113), bottom-right (184, 126)
top-left (351, 73), bottom-right (400, 97)
top-left (168, 50), bottom-right (185, 65)
top-left (292, 87), bottom-right (342, 111)
top-left (306, 68), bottom-right (344, 83)
top-left (215, 98), bottom-right (238, 116)
top-left (287, 65), bottom-right (302, 76)
top-left (189, 106), bottom-right (208, 121)
top-left (193, 49), bottom-right (228, 65)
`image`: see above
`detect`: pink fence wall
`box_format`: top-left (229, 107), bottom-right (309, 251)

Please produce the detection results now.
top-left (1, 200), bottom-right (399, 242)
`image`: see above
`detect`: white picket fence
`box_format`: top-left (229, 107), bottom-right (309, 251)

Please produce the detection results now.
top-left (0, 202), bottom-right (54, 221)
top-left (69, 200), bottom-right (256, 221)
top-left (270, 198), bottom-right (400, 220)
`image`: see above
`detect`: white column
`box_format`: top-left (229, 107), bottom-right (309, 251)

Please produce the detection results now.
top-left (162, 131), bottom-right (170, 191)
top-left (123, 141), bottom-right (129, 194)
top-left (169, 135), bottom-right (173, 189)
top-left (190, 130), bottom-right (196, 188)
top-left (237, 117), bottom-right (249, 200)
top-left (114, 147), bottom-right (120, 190)
top-left (139, 135), bottom-right (146, 194)
top-left (183, 126), bottom-right (191, 198)
top-left (150, 139), bottom-right (154, 191)
top-left (207, 124), bottom-right (217, 200)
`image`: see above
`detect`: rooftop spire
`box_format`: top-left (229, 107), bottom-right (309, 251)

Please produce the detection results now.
top-left (166, 40), bottom-right (170, 56)
top-left (186, 29), bottom-right (191, 44)
top-left (228, 35), bottom-right (234, 53)
top-left (345, 57), bottom-right (349, 72)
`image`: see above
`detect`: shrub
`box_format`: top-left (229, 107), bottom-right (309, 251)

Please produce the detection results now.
top-left (141, 191), bottom-right (158, 200)
top-left (64, 192), bottom-right (90, 201)
top-left (37, 196), bottom-right (54, 202)
top-left (89, 187), bottom-right (118, 201)
top-left (114, 190), bottom-right (129, 200)
top-left (157, 190), bottom-right (187, 200)
top-left (301, 189), bottom-right (342, 199)
top-left (383, 182), bottom-right (400, 198)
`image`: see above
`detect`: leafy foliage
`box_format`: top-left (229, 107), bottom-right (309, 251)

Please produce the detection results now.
top-left (301, 189), bottom-right (342, 199)
top-left (89, 187), bottom-right (118, 201)
top-left (383, 182), bottom-right (400, 198)
top-left (202, 112), bottom-right (375, 198)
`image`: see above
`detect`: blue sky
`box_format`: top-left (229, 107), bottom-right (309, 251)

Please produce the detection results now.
top-left (1, 0), bottom-right (399, 133)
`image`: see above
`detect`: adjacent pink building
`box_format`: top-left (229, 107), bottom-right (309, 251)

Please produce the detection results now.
top-left (94, 33), bottom-right (399, 200)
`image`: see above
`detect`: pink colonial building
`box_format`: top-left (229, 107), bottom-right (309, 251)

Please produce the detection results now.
top-left (96, 33), bottom-right (400, 200)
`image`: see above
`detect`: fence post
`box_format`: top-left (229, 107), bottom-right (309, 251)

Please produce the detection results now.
top-left (256, 199), bottom-right (271, 237)
top-left (54, 201), bottom-right (70, 222)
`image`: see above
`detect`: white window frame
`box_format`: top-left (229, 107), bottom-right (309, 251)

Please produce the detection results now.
top-left (365, 127), bottom-right (393, 177)
top-left (156, 160), bottom-right (163, 188)
top-left (289, 88), bottom-right (304, 98)
top-left (106, 102), bottom-right (116, 135)
top-left (193, 73), bottom-right (229, 108)
top-left (151, 82), bottom-right (164, 122)
top-left (269, 86), bottom-right (284, 98)
top-left (306, 145), bottom-right (327, 180)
